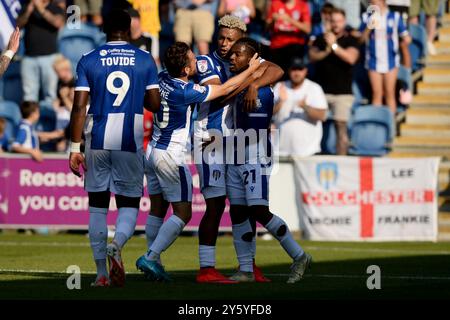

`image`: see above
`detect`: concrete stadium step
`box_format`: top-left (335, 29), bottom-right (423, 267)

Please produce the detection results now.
top-left (393, 136), bottom-right (450, 148)
top-left (423, 67), bottom-right (450, 83)
top-left (410, 94), bottom-right (450, 108)
top-left (388, 151), bottom-right (450, 161)
top-left (405, 108), bottom-right (450, 124)
top-left (417, 82), bottom-right (450, 96)
top-left (439, 27), bottom-right (450, 42)
top-left (400, 124), bottom-right (450, 137)
top-left (426, 53), bottom-right (450, 66)
top-left (442, 13), bottom-right (450, 26)
top-left (439, 195), bottom-right (450, 212)
top-left (434, 42), bottom-right (450, 54)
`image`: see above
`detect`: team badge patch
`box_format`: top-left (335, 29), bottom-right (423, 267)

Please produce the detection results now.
top-left (197, 60), bottom-right (208, 73)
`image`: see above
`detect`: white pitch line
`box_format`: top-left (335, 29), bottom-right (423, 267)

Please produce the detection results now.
top-left (1, 241), bottom-right (450, 255)
top-left (1, 269), bottom-right (450, 281)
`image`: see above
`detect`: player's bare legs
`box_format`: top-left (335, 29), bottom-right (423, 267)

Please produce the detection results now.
top-left (249, 205), bottom-right (312, 284)
top-left (383, 67), bottom-right (398, 115)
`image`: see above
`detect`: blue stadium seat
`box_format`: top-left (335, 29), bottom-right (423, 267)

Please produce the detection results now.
top-left (409, 24), bottom-right (427, 72)
top-left (58, 24), bottom-right (102, 73)
top-left (320, 117), bottom-right (337, 155)
top-left (348, 106), bottom-right (394, 156)
top-left (1, 61), bottom-right (23, 106)
top-left (0, 100), bottom-right (21, 140)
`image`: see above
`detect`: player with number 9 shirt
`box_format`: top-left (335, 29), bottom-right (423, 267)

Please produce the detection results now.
top-left (69, 9), bottom-right (160, 288)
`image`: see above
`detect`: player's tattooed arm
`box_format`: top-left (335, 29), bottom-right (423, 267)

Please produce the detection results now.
top-left (0, 55), bottom-right (12, 77)
top-left (144, 88), bottom-right (161, 112)
top-left (0, 27), bottom-right (20, 77)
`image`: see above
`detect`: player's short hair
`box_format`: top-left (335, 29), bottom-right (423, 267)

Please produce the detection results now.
top-left (218, 15), bottom-right (247, 33)
top-left (103, 9), bottom-right (131, 35)
top-left (331, 7), bottom-right (346, 17)
top-left (0, 117), bottom-right (5, 135)
top-left (163, 42), bottom-right (190, 77)
top-left (20, 101), bottom-right (39, 119)
top-left (232, 37), bottom-right (261, 57)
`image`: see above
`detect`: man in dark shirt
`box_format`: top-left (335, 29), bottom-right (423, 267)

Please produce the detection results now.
top-left (128, 8), bottom-right (154, 57)
top-left (309, 7), bottom-right (359, 155)
top-left (17, 0), bottom-right (65, 105)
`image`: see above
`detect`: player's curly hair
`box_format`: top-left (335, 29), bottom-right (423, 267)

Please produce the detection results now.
top-left (218, 15), bottom-right (247, 33)
top-left (163, 42), bottom-right (190, 77)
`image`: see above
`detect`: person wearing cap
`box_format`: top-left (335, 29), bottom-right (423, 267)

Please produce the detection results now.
top-left (309, 7), bottom-right (359, 155)
top-left (272, 58), bottom-right (328, 157)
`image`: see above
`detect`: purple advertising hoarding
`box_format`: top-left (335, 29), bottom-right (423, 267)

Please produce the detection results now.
top-left (0, 154), bottom-right (232, 230)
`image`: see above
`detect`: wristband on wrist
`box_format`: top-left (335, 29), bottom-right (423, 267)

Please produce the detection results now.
top-left (70, 142), bottom-right (81, 153)
top-left (331, 43), bottom-right (338, 51)
top-left (3, 50), bottom-right (14, 60)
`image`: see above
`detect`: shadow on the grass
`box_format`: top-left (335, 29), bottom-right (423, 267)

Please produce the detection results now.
top-left (1, 254), bottom-right (450, 300)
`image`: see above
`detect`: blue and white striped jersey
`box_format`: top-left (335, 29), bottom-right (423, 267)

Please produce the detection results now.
top-left (193, 51), bottom-right (234, 139)
top-left (152, 71), bottom-right (211, 152)
top-left (13, 120), bottom-right (39, 150)
top-left (360, 10), bottom-right (408, 73)
top-left (75, 41), bottom-right (159, 152)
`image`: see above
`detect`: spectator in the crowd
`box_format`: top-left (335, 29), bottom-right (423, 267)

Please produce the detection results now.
top-left (360, 0), bottom-right (411, 115)
top-left (128, 8), bottom-right (154, 52)
top-left (0, 27), bottom-right (20, 78)
top-left (74, 0), bottom-right (103, 26)
top-left (272, 58), bottom-right (328, 157)
top-left (173, 0), bottom-right (217, 55)
top-left (310, 2), bottom-right (334, 43)
top-left (128, 0), bottom-right (161, 66)
top-left (387, 0), bottom-right (411, 25)
top-left (309, 7), bottom-right (360, 155)
top-left (0, 118), bottom-right (9, 152)
top-left (53, 55), bottom-right (75, 152)
top-left (11, 101), bottom-right (43, 162)
top-left (217, 0), bottom-right (255, 24)
top-left (327, 0), bottom-right (361, 30)
top-left (267, 0), bottom-right (311, 72)
top-left (409, 0), bottom-right (439, 55)
top-left (16, 0), bottom-right (65, 106)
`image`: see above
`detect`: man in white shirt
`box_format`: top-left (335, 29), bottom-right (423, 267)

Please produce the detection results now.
top-left (272, 58), bottom-right (328, 157)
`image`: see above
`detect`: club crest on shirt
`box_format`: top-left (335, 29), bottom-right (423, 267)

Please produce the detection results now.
top-left (197, 60), bottom-right (208, 73)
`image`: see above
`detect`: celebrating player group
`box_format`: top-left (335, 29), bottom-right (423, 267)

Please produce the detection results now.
top-left (69, 9), bottom-right (312, 287)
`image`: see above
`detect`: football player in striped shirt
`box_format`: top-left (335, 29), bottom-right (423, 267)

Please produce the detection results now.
top-left (135, 42), bottom-right (260, 282)
top-left (192, 15), bottom-right (284, 283)
top-left (69, 10), bottom-right (161, 287)
top-left (226, 38), bottom-right (312, 283)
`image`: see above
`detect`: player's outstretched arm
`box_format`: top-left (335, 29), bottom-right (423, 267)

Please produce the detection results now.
top-left (69, 91), bottom-right (89, 177)
top-left (144, 88), bottom-right (161, 112)
top-left (206, 53), bottom-right (259, 102)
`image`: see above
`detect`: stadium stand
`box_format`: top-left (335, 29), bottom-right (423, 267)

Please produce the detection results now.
top-left (348, 105), bottom-right (394, 156)
top-left (0, 100), bottom-right (21, 141)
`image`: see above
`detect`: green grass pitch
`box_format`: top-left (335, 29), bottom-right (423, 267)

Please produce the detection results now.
top-left (1, 232), bottom-right (450, 300)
